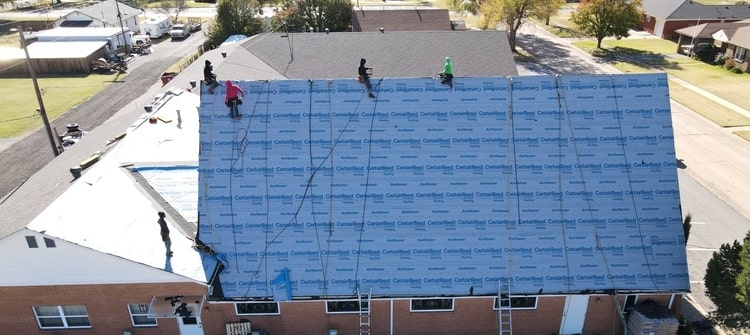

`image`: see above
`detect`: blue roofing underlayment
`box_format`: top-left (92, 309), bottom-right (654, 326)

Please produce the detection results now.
top-left (197, 74), bottom-right (689, 299)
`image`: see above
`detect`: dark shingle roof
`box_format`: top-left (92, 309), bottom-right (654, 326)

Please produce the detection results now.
top-left (352, 8), bottom-right (452, 32)
top-left (232, 31), bottom-right (516, 80)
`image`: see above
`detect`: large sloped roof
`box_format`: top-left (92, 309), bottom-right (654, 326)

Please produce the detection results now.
top-left (18, 89), bottom-right (207, 283)
top-left (232, 31), bottom-right (517, 80)
top-left (197, 73), bottom-right (689, 299)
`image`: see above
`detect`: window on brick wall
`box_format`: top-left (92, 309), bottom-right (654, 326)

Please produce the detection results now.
top-left (33, 305), bottom-right (91, 329)
top-left (410, 298), bottom-right (454, 312)
top-left (235, 302), bottom-right (280, 315)
top-left (128, 304), bottom-right (157, 327)
top-left (326, 300), bottom-right (365, 314)
top-left (734, 47), bottom-right (747, 62)
top-left (493, 296), bottom-right (537, 310)
top-left (624, 294), bottom-right (638, 310)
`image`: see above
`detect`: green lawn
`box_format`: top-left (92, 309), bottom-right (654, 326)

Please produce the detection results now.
top-left (572, 38), bottom-right (750, 117)
top-left (0, 74), bottom-right (124, 138)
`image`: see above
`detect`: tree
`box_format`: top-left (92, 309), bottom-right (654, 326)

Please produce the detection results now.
top-left (477, 0), bottom-right (546, 53)
top-left (537, 0), bottom-right (566, 26)
top-left (271, 0), bottom-right (352, 33)
top-left (449, 0), bottom-right (563, 53)
top-left (205, 0), bottom-right (265, 48)
top-left (159, 0), bottom-right (188, 24)
top-left (704, 232), bottom-right (750, 330)
top-left (738, 232), bottom-right (750, 310)
top-left (570, 0), bottom-right (642, 49)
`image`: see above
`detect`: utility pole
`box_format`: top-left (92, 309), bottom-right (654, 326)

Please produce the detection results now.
top-left (114, 0), bottom-right (129, 53)
top-left (18, 26), bottom-right (60, 157)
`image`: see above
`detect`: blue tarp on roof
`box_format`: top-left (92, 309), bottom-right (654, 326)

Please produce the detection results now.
top-left (197, 74), bottom-right (689, 299)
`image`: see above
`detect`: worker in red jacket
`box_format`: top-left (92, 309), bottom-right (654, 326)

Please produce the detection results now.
top-left (225, 80), bottom-right (245, 119)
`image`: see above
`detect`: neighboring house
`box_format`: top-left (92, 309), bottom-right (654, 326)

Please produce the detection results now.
top-left (54, 0), bottom-right (141, 37)
top-left (715, 24), bottom-right (750, 72)
top-left (0, 30), bottom-right (689, 335)
top-left (673, 20), bottom-right (750, 72)
top-left (352, 7), bottom-right (454, 32)
top-left (640, 0), bottom-right (750, 40)
top-left (673, 22), bottom-right (749, 55)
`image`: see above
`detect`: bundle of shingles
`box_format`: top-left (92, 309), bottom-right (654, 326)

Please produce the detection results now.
top-left (626, 300), bottom-right (679, 335)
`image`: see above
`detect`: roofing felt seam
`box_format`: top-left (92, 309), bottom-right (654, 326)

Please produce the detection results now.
top-left (197, 74), bottom-right (688, 299)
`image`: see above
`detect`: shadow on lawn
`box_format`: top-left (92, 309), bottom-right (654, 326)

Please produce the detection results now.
top-left (593, 46), bottom-right (683, 71)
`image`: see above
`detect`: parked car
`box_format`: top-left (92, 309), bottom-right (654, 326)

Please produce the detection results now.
top-left (169, 24), bottom-right (190, 40)
top-left (188, 18), bottom-right (202, 32)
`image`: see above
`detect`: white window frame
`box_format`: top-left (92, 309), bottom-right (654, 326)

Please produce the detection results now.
top-left (409, 298), bottom-right (454, 312)
top-left (33, 305), bottom-right (91, 329)
top-left (492, 296), bottom-right (538, 310)
top-left (128, 303), bottom-right (157, 327)
top-left (326, 299), bottom-right (363, 314)
top-left (734, 46), bottom-right (747, 62)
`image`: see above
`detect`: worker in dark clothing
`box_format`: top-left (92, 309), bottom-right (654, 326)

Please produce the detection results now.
top-left (204, 60), bottom-right (219, 93)
top-left (175, 303), bottom-right (191, 317)
top-left (157, 211), bottom-right (173, 257)
top-left (358, 58), bottom-right (376, 98)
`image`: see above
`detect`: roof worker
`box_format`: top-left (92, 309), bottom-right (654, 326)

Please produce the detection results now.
top-left (225, 80), bottom-right (245, 120)
top-left (157, 211), bottom-right (173, 257)
top-left (440, 56), bottom-right (453, 88)
top-left (358, 58), bottom-right (376, 99)
top-left (203, 60), bottom-right (219, 94)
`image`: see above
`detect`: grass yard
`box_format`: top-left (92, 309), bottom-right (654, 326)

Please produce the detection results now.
top-left (571, 38), bottom-right (750, 127)
top-left (0, 74), bottom-right (123, 138)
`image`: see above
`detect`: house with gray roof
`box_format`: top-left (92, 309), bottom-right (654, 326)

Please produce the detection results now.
top-left (640, 0), bottom-right (750, 40)
top-left (54, 0), bottom-right (142, 34)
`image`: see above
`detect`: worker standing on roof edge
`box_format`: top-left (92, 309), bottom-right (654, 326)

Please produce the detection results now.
top-left (440, 56), bottom-right (453, 87)
top-left (225, 80), bottom-right (245, 119)
top-left (157, 211), bottom-right (173, 257)
top-left (358, 58), bottom-right (376, 99)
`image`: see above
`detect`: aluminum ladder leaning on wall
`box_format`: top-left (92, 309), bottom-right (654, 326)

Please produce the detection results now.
top-left (498, 281), bottom-right (513, 335)
top-left (358, 287), bottom-right (372, 335)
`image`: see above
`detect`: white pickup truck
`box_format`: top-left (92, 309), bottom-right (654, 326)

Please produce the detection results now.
top-left (169, 24), bottom-right (190, 40)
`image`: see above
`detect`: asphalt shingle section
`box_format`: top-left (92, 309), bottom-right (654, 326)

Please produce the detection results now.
top-left (352, 8), bottom-right (452, 32)
top-left (240, 31), bottom-right (517, 79)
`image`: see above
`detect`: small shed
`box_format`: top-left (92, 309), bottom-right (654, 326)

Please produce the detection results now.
top-left (0, 41), bottom-right (108, 75)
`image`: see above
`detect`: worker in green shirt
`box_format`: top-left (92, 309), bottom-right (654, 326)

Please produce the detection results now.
top-left (440, 56), bottom-right (453, 87)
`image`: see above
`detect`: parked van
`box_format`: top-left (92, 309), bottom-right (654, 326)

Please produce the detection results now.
top-left (139, 15), bottom-right (171, 39)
